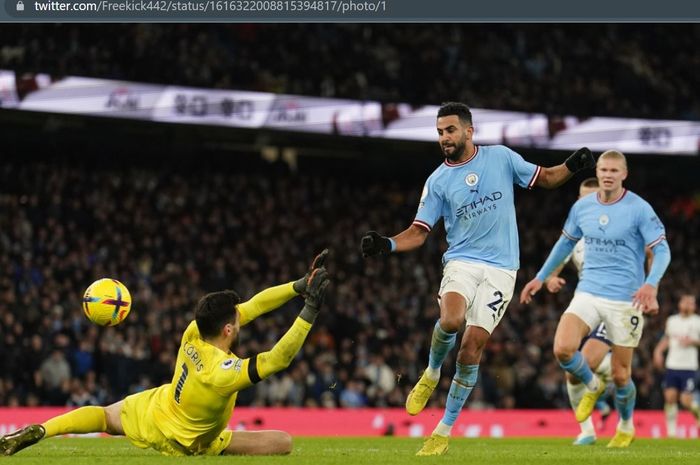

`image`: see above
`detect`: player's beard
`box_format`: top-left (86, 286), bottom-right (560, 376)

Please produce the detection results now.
top-left (442, 136), bottom-right (467, 162)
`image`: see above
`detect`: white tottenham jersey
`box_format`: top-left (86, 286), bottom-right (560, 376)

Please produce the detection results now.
top-left (665, 314), bottom-right (700, 370)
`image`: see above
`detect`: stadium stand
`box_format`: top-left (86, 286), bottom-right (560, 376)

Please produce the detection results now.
top-left (1, 24), bottom-right (699, 120)
top-left (1, 149), bottom-right (697, 410)
top-left (1, 24), bottom-right (698, 411)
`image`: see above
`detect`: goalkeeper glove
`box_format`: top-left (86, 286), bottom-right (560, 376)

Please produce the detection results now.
top-left (293, 248), bottom-right (329, 294)
top-left (299, 267), bottom-right (330, 323)
top-left (360, 231), bottom-right (393, 258)
top-left (565, 147), bottom-right (595, 173)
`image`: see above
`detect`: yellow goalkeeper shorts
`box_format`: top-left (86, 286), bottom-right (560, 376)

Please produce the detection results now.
top-left (120, 386), bottom-right (232, 456)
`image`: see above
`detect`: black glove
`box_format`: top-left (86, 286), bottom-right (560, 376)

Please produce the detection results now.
top-left (299, 267), bottom-right (330, 323)
top-left (360, 231), bottom-right (392, 258)
top-left (565, 147), bottom-right (595, 173)
top-left (293, 248), bottom-right (329, 294)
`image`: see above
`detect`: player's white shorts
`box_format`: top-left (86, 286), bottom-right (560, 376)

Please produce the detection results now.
top-left (439, 260), bottom-right (516, 334)
top-left (564, 292), bottom-right (644, 347)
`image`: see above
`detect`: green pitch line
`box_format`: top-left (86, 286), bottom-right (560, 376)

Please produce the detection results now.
top-left (8, 437), bottom-right (700, 465)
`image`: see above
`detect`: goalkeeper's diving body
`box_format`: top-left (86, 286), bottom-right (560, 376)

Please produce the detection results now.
top-left (0, 251), bottom-right (331, 457)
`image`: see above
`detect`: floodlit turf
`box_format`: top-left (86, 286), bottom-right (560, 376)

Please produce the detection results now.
top-left (7, 437), bottom-right (700, 465)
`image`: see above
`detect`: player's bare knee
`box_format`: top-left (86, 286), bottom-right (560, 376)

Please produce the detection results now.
top-left (663, 389), bottom-right (678, 404)
top-left (611, 369), bottom-right (630, 387)
top-left (439, 293), bottom-right (466, 332)
top-left (439, 316), bottom-right (462, 333)
top-left (276, 432), bottom-right (292, 455)
top-left (679, 392), bottom-right (693, 408)
top-left (103, 403), bottom-right (124, 435)
top-left (553, 341), bottom-right (576, 362)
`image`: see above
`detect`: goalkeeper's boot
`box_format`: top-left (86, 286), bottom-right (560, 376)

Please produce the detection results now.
top-left (416, 434), bottom-right (449, 456)
top-left (572, 432), bottom-right (596, 446)
top-left (406, 371), bottom-right (439, 416)
top-left (575, 376), bottom-right (606, 422)
top-left (606, 428), bottom-right (635, 448)
top-left (0, 424), bottom-right (45, 456)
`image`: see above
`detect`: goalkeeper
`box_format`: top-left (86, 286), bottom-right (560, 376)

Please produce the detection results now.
top-left (1, 250), bottom-right (331, 457)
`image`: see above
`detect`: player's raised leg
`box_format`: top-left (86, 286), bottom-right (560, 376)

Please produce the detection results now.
top-left (224, 430), bottom-right (292, 455)
top-left (553, 312), bottom-right (604, 422)
top-left (567, 336), bottom-right (612, 444)
top-left (406, 292), bottom-right (464, 416)
top-left (565, 373), bottom-right (595, 445)
top-left (607, 345), bottom-right (636, 448)
top-left (593, 352), bottom-right (613, 428)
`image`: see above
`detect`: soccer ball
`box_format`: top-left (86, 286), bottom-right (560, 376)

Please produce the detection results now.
top-left (82, 278), bottom-right (132, 326)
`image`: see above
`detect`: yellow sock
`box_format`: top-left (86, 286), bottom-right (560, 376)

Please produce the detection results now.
top-left (42, 406), bottom-right (107, 438)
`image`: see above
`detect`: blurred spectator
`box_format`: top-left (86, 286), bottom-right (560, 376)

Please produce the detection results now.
top-left (363, 354), bottom-right (396, 407)
top-left (37, 348), bottom-right (71, 405)
top-left (340, 380), bottom-right (368, 408)
top-left (66, 379), bottom-right (98, 407)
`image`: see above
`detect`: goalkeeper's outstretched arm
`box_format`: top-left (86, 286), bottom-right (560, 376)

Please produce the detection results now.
top-left (237, 249), bottom-right (328, 326)
top-left (245, 268), bottom-right (330, 384)
top-left (237, 282), bottom-right (298, 326)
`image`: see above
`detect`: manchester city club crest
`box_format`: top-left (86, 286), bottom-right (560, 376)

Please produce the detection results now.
top-left (599, 214), bottom-right (610, 226)
top-left (465, 172), bottom-right (479, 186)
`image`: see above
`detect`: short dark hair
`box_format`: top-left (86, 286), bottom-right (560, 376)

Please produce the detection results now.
top-left (581, 177), bottom-right (599, 188)
top-left (437, 102), bottom-right (473, 126)
top-left (195, 290), bottom-right (241, 339)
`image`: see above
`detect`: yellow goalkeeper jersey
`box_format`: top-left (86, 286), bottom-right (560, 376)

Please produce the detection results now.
top-left (151, 282), bottom-right (298, 450)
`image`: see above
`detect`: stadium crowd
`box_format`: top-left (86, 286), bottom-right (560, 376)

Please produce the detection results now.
top-left (1, 154), bottom-right (698, 411)
top-left (1, 24), bottom-right (699, 120)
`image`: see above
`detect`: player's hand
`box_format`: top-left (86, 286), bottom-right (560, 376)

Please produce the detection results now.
top-left (293, 248), bottom-right (329, 294)
top-left (545, 276), bottom-right (566, 293)
top-left (653, 352), bottom-right (664, 370)
top-left (360, 231), bottom-right (392, 258)
top-left (643, 298), bottom-right (660, 316)
top-left (632, 283), bottom-right (658, 315)
top-left (304, 267), bottom-right (330, 312)
top-left (519, 278), bottom-right (543, 304)
top-left (565, 147), bottom-right (595, 173)
top-left (679, 336), bottom-right (694, 347)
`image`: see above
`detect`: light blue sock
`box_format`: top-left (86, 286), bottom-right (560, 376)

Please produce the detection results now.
top-left (428, 320), bottom-right (457, 370)
top-left (441, 363), bottom-right (479, 426)
top-left (614, 380), bottom-right (637, 421)
top-left (559, 351), bottom-right (594, 385)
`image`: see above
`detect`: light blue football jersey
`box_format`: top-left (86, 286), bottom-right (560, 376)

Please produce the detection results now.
top-left (413, 145), bottom-right (541, 270)
top-left (562, 189), bottom-right (666, 301)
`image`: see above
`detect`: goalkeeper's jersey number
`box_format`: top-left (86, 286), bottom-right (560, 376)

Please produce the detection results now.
top-left (174, 363), bottom-right (189, 403)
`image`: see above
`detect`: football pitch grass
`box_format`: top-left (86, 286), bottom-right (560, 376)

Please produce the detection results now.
top-left (7, 437), bottom-right (700, 465)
